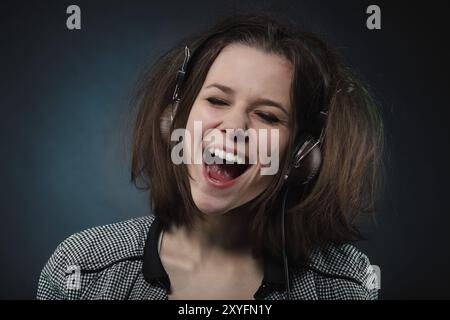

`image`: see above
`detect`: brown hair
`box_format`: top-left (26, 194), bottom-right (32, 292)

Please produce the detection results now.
top-left (131, 13), bottom-right (384, 266)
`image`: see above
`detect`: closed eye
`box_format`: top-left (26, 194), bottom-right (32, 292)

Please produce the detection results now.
top-left (255, 111), bottom-right (280, 124)
top-left (206, 97), bottom-right (228, 106)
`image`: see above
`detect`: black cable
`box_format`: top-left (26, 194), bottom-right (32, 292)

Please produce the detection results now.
top-left (281, 186), bottom-right (291, 300)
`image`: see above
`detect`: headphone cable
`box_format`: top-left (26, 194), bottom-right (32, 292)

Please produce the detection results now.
top-left (281, 186), bottom-right (291, 300)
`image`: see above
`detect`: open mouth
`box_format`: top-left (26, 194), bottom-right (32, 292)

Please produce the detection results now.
top-left (203, 147), bottom-right (251, 186)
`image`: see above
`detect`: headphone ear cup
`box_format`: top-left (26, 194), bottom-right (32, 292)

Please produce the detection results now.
top-left (160, 105), bottom-right (173, 142)
top-left (288, 134), bottom-right (323, 186)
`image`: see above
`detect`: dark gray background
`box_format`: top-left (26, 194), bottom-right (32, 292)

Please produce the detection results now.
top-left (1, 0), bottom-right (449, 299)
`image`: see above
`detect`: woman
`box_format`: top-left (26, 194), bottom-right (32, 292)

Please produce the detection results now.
top-left (37, 13), bottom-right (383, 300)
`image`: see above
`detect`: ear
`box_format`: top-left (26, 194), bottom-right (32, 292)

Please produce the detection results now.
top-left (160, 104), bottom-right (173, 142)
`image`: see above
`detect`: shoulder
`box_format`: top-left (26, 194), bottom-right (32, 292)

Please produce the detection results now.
top-left (300, 243), bottom-right (379, 300)
top-left (37, 215), bottom-right (155, 299)
top-left (57, 215), bottom-right (153, 269)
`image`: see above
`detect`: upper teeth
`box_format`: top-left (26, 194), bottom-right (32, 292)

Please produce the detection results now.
top-left (208, 148), bottom-right (246, 164)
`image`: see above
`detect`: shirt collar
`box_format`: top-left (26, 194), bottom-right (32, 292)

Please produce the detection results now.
top-left (142, 216), bottom-right (286, 297)
top-left (142, 216), bottom-right (171, 291)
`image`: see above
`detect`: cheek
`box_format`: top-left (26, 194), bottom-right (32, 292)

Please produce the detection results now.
top-left (186, 102), bottom-right (223, 133)
top-left (184, 102), bottom-right (223, 168)
top-left (277, 128), bottom-right (290, 155)
top-left (255, 127), bottom-right (289, 157)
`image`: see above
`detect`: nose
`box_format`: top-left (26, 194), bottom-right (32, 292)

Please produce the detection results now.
top-left (218, 106), bottom-right (250, 143)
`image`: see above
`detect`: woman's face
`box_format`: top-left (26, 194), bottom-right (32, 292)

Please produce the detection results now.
top-left (185, 43), bottom-right (293, 215)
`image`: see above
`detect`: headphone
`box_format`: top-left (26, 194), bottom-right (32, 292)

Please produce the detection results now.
top-left (166, 34), bottom-right (331, 300)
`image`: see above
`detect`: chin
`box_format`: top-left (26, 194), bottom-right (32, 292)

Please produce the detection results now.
top-left (192, 195), bottom-right (237, 215)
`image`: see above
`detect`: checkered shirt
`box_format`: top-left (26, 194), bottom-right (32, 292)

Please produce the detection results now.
top-left (37, 215), bottom-right (378, 300)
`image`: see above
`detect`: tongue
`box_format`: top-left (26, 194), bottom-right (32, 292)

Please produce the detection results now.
top-left (208, 164), bottom-right (243, 182)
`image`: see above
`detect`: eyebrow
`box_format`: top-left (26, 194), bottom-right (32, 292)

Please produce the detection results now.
top-left (204, 83), bottom-right (289, 116)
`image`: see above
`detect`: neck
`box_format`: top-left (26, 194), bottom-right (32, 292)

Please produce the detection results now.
top-left (166, 205), bottom-right (256, 260)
